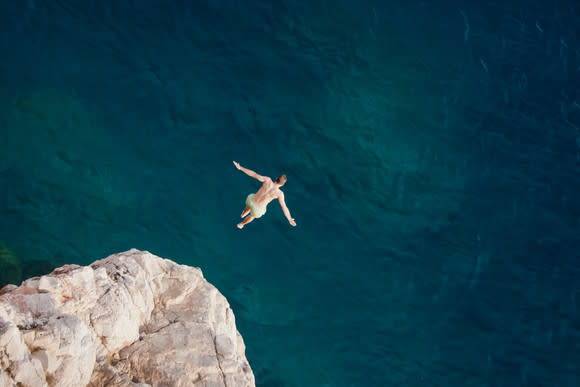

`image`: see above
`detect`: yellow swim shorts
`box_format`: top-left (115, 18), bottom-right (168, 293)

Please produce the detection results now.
top-left (246, 194), bottom-right (267, 218)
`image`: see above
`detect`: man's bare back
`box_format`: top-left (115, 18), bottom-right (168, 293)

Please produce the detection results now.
top-left (252, 178), bottom-right (283, 207)
top-left (233, 161), bottom-right (296, 229)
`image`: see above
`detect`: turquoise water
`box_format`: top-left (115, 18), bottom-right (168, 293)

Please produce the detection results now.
top-left (1, 1), bottom-right (579, 385)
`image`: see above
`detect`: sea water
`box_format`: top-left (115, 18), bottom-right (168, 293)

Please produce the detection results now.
top-left (0, 1), bottom-right (578, 385)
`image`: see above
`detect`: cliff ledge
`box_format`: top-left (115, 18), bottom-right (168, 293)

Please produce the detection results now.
top-left (0, 249), bottom-right (254, 387)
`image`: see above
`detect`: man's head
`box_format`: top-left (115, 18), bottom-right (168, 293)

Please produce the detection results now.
top-left (275, 174), bottom-right (287, 186)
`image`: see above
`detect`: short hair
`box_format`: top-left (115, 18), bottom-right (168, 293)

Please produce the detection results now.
top-left (275, 174), bottom-right (287, 184)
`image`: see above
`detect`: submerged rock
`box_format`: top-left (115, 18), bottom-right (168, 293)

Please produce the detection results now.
top-left (0, 242), bottom-right (21, 286)
top-left (0, 249), bottom-right (255, 387)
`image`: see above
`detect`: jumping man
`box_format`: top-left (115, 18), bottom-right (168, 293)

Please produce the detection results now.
top-left (233, 161), bottom-right (297, 229)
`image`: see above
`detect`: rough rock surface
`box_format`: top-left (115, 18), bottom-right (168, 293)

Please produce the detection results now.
top-left (0, 249), bottom-right (255, 386)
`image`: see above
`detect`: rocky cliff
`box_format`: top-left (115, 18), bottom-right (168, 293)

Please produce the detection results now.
top-left (0, 249), bottom-right (255, 386)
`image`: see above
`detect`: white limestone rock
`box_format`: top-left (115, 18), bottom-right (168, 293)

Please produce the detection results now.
top-left (0, 249), bottom-right (255, 387)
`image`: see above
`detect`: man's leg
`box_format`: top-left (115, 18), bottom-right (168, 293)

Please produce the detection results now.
top-left (237, 215), bottom-right (255, 229)
top-left (240, 206), bottom-right (251, 218)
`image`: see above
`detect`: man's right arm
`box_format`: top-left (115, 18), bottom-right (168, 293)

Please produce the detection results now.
top-left (233, 161), bottom-right (267, 182)
top-left (278, 193), bottom-right (297, 226)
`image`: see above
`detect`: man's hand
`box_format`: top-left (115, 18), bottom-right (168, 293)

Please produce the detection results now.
top-left (289, 218), bottom-right (297, 227)
top-left (233, 161), bottom-right (241, 170)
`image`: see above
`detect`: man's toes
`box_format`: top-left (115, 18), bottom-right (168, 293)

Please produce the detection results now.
top-left (237, 223), bottom-right (244, 229)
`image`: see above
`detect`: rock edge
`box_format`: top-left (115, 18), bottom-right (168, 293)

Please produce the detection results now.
top-left (0, 249), bottom-right (255, 387)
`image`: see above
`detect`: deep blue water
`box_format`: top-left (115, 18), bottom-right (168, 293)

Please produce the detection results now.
top-left (1, 1), bottom-right (579, 385)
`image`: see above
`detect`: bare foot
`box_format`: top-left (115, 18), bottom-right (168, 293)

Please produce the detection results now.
top-left (237, 223), bottom-right (244, 229)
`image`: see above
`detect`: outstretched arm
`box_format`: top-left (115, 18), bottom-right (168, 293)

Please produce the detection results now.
top-left (278, 192), bottom-right (297, 226)
top-left (233, 161), bottom-right (267, 182)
